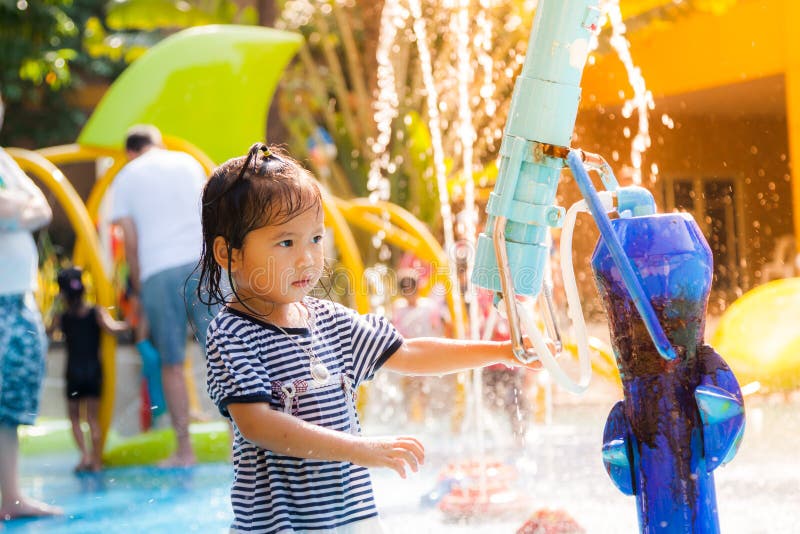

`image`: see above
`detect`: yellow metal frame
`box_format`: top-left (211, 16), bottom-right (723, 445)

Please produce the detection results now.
top-left (8, 148), bottom-right (118, 449)
top-left (334, 198), bottom-right (467, 339)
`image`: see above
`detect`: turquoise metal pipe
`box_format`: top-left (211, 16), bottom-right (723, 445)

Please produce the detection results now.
top-left (472, 0), bottom-right (601, 297)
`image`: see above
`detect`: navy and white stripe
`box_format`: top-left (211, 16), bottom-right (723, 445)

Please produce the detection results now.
top-left (205, 297), bottom-right (403, 533)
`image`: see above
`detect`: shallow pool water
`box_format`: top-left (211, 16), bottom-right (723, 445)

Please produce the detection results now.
top-left (5, 399), bottom-right (799, 533)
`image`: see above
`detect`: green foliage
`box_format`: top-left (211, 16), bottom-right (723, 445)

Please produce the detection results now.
top-left (0, 0), bottom-right (255, 149)
top-left (104, 0), bottom-right (256, 31)
top-left (0, 0), bottom-right (127, 147)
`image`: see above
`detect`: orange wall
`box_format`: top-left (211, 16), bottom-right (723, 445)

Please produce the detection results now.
top-left (578, 0), bottom-right (799, 271)
top-left (584, 0), bottom-right (786, 103)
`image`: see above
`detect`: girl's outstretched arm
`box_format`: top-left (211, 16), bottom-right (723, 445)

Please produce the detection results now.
top-left (383, 337), bottom-right (542, 375)
top-left (228, 402), bottom-right (424, 478)
top-left (95, 306), bottom-right (129, 335)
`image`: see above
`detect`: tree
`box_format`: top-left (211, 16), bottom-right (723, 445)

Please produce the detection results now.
top-left (0, 0), bottom-right (126, 147)
top-left (0, 0), bottom-right (255, 148)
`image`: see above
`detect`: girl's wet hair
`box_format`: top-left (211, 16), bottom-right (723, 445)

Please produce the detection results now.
top-left (195, 142), bottom-right (322, 307)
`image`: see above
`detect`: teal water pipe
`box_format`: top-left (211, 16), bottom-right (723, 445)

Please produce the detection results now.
top-left (471, 0), bottom-right (601, 362)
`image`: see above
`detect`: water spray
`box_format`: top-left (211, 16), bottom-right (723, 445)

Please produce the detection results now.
top-left (472, 1), bottom-right (746, 531)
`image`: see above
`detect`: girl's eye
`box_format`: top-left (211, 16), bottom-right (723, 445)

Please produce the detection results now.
top-left (278, 239), bottom-right (293, 248)
top-left (312, 235), bottom-right (323, 244)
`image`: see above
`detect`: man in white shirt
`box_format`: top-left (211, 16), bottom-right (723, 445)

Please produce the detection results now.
top-left (111, 125), bottom-right (215, 467)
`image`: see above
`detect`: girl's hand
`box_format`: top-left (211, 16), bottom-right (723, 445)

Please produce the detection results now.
top-left (352, 436), bottom-right (425, 478)
top-left (498, 338), bottom-right (544, 371)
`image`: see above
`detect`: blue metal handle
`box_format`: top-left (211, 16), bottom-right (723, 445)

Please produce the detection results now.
top-left (566, 150), bottom-right (677, 361)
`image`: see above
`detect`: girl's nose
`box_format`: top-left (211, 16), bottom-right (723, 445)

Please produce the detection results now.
top-left (297, 248), bottom-right (315, 268)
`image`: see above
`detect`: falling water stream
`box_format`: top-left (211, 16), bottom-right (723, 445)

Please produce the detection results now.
top-left (596, 0), bottom-right (659, 184)
top-left (368, 0), bottom-right (659, 518)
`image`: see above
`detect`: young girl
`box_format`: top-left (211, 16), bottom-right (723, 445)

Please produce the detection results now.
top-left (54, 267), bottom-right (127, 472)
top-left (198, 144), bottom-right (540, 533)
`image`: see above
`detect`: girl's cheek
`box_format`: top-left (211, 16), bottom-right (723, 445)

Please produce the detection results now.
top-left (248, 267), bottom-right (274, 293)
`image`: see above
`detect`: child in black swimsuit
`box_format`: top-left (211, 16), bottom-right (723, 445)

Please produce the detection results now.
top-left (54, 267), bottom-right (127, 472)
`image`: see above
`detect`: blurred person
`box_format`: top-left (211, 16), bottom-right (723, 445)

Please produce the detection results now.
top-left (391, 271), bottom-right (452, 423)
top-left (391, 271), bottom-right (451, 339)
top-left (52, 267), bottom-right (128, 472)
top-left (0, 94), bottom-right (61, 519)
top-left (110, 124), bottom-right (217, 467)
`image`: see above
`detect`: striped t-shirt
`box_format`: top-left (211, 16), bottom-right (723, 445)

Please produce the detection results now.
top-left (205, 297), bottom-right (404, 533)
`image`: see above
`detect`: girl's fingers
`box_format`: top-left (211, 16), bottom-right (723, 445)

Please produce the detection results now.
top-left (389, 458), bottom-right (407, 478)
top-left (395, 436), bottom-right (425, 463)
top-left (388, 437), bottom-right (424, 475)
top-left (392, 447), bottom-right (420, 473)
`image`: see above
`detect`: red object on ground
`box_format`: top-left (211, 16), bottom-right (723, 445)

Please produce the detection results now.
top-left (139, 380), bottom-right (152, 431)
top-left (516, 508), bottom-right (585, 534)
top-left (437, 459), bottom-right (529, 519)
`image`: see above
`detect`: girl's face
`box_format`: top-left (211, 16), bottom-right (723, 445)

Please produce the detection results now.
top-left (224, 205), bottom-right (325, 314)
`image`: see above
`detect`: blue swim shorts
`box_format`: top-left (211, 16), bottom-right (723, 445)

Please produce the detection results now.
top-left (141, 262), bottom-right (217, 366)
top-left (0, 293), bottom-right (47, 426)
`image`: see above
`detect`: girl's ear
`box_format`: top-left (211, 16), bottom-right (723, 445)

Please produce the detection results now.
top-left (213, 236), bottom-right (240, 272)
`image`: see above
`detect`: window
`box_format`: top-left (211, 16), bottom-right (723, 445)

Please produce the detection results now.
top-left (663, 177), bottom-right (746, 297)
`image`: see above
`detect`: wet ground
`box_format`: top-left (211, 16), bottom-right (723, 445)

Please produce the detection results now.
top-left (16, 331), bottom-right (799, 533)
top-left (7, 393), bottom-right (799, 533)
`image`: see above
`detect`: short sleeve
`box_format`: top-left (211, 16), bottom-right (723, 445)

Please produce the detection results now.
top-left (108, 167), bottom-right (133, 223)
top-left (0, 148), bottom-right (50, 229)
top-left (343, 307), bottom-right (403, 385)
top-left (206, 327), bottom-right (272, 418)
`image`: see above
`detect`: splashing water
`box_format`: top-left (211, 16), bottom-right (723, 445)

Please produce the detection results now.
top-left (276, 0), bottom-right (668, 523)
top-left (408, 0), bottom-right (456, 252)
top-left (453, 0), bottom-right (479, 339)
top-left (596, 0), bottom-right (655, 184)
top-left (367, 0), bottom-right (408, 273)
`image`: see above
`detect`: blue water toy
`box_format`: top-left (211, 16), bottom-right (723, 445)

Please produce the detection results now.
top-left (472, 1), bottom-right (745, 531)
top-left (136, 339), bottom-right (167, 420)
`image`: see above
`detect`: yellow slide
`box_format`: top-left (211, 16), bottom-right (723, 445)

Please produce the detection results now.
top-left (711, 277), bottom-right (800, 392)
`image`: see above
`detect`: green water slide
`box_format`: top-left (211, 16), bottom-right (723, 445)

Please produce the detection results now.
top-left (78, 24), bottom-right (303, 163)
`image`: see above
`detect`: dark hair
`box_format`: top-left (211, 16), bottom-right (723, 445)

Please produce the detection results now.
top-left (125, 124), bottom-right (162, 153)
top-left (57, 267), bottom-right (85, 304)
top-left (196, 143), bottom-right (322, 309)
top-left (398, 275), bottom-right (418, 294)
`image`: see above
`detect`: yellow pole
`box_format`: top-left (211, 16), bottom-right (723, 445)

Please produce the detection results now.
top-left (334, 198), bottom-right (466, 339)
top-left (37, 140), bottom-right (215, 440)
top-left (37, 144), bottom-right (117, 164)
top-left (8, 148), bottom-right (118, 450)
top-left (322, 193), bottom-right (369, 313)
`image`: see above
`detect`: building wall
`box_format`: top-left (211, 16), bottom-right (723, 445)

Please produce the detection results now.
top-left (570, 101), bottom-right (794, 313)
top-left (583, 0), bottom-right (800, 252)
